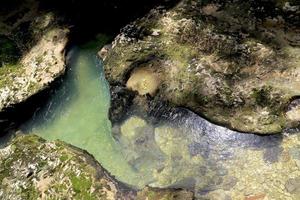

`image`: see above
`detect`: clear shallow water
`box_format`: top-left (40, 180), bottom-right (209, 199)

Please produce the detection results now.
top-left (21, 38), bottom-right (146, 188)
top-left (11, 37), bottom-right (300, 199)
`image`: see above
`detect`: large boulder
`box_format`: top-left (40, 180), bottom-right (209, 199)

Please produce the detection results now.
top-left (102, 0), bottom-right (300, 134)
top-left (0, 0), bottom-right (69, 111)
top-left (0, 134), bottom-right (193, 199)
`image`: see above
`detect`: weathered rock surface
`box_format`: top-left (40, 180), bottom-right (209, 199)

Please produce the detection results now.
top-left (0, 134), bottom-right (193, 200)
top-left (0, 0), bottom-right (69, 111)
top-left (102, 0), bottom-right (300, 134)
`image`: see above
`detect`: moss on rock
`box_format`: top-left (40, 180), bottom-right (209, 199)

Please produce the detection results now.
top-left (0, 0), bottom-right (69, 112)
top-left (103, 0), bottom-right (300, 134)
top-left (0, 134), bottom-right (193, 199)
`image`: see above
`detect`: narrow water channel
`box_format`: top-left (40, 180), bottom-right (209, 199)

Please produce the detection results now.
top-left (20, 36), bottom-right (146, 188)
top-left (10, 36), bottom-right (300, 198)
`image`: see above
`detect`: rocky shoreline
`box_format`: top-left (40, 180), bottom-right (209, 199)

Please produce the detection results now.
top-left (0, 134), bottom-right (193, 199)
top-left (0, 0), bottom-right (69, 112)
top-left (1, 0), bottom-right (300, 199)
top-left (0, 1), bottom-right (196, 199)
top-left (102, 0), bottom-right (300, 134)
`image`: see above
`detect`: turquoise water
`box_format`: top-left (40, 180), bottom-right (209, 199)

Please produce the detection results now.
top-left (21, 37), bottom-right (147, 188)
top-left (18, 37), bottom-right (300, 199)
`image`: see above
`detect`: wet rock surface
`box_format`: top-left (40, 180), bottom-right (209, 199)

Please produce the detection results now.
top-left (2, 0), bottom-right (300, 199)
top-left (0, 135), bottom-right (193, 200)
top-left (107, 100), bottom-right (300, 199)
top-left (109, 85), bottom-right (137, 123)
top-left (103, 0), bottom-right (300, 134)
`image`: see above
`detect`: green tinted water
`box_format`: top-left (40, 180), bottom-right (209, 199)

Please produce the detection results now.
top-left (19, 36), bottom-right (300, 199)
top-left (21, 36), bottom-right (146, 188)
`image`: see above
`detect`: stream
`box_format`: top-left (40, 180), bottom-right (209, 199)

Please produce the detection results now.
top-left (4, 36), bottom-right (300, 198)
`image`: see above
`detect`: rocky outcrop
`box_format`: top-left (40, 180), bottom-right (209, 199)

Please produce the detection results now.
top-left (0, 134), bottom-right (193, 199)
top-left (102, 0), bottom-right (300, 134)
top-left (0, 0), bottom-right (69, 112)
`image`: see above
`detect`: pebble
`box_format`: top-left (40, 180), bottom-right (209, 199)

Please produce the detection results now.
top-left (244, 194), bottom-right (266, 200)
top-left (285, 177), bottom-right (300, 194)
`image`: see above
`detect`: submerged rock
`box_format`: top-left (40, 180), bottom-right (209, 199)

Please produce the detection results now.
top-left (0, 0), bottom-right (69, 112)
top-left (285, 177), bottom-right (300, 195)
top-left (120, 116), bottom-right (148, 139)
top-left (102, 0), bottom-right (300, 134)
top-left (0, 134), bottom-right (193, 199)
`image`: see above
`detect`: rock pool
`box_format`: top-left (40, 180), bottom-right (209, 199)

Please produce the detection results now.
top-left (20, 36), bottom-right (144, 188)
top-left (10, 36), bottom-right (300, 199)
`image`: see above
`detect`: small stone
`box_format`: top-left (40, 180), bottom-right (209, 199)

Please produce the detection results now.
top-left (285, 177), bottom-right (300, 194)
top-left (120, 116), bottom-right (147, 139)
top-left (244, 193), bottom-right (266, 200)
top-left (151, 29), bottom-right (161, 36)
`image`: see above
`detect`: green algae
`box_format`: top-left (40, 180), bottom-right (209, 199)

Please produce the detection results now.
top-left (0, 63), bottom-right (24, 88)
top-left (0, 135), bottom-right (132, 199)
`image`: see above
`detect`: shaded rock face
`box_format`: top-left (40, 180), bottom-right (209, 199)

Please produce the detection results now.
top-left (0, 135), bottom-right (193, 200)
top-left (103, 0), bottom-right (300, 134)
top-left (39, 0), bottom-right (179, 43)
top-left (0, 0), bottom-right (69, 112)
top-left (109, 85), bottom-right (137, 123)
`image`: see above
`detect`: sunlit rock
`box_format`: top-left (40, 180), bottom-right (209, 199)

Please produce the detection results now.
top-left (0, 135), bottom-right (131, 199)
top-left (0, 135), bottom-right (193, 199)
top-left (103, 0), bottom-right (300, 134)
top-left (126, 67), bottom-right (161, 96)
top-left (0, 0), bottom-right (69, 112)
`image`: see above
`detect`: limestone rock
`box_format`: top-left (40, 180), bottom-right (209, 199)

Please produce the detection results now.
top-left (102, 0), bottom-right (300, 134)
top-left (0, 0), bottom-right (69, 112)
top-left (0, 134), bottom-right (193, 199)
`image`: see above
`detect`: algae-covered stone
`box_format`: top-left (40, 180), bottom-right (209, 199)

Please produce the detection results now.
top-left (102, 0), bottom-right (300, 134)
top-left (0, 0), bottom-right (69, 112)
top-left (0, 134), bottom-right (193, 199)
top-left (0, 135), bottom-right (132, 199)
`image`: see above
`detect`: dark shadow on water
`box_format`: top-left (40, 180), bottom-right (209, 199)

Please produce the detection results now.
top-left (0, 69), bottom-right (67, 136)
top-left (39, 0), bottom-right (181, 44)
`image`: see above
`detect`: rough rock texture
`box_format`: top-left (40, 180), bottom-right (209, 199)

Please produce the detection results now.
top-left (0, 135), bottom-right (193, 200)
top-left (0, 0), bottom-right (69, 111)
top-left (102, 0), bottom-right (300, 134)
